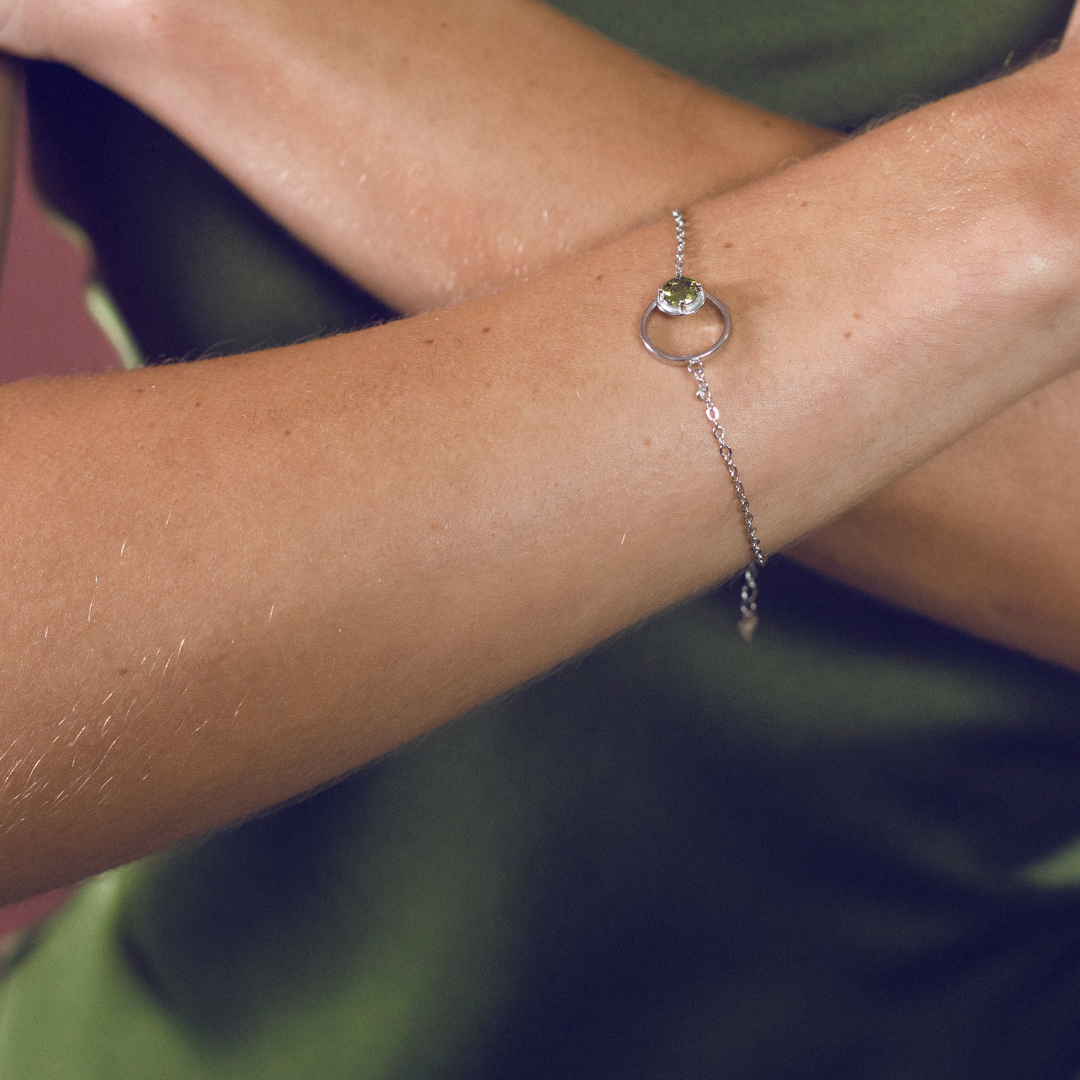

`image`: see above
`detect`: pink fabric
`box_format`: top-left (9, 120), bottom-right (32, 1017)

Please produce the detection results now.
top-left (0, 100), bottom-right (118, 382)
top-left (0, 887), bottom-right (77, 937)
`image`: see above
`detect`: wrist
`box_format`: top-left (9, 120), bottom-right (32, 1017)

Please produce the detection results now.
top-left (677, 56), bottom-right (1080, 552)
top-left (37, 0), bottom-right (239, 102)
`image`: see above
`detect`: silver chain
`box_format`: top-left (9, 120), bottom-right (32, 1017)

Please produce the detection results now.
top-left (670, 211), bottom-right (764, 641)
top-left (673, 210), bottom-right (687, 277)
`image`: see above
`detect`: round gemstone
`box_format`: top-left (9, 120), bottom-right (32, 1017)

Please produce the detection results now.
top-left (657, 276), bottom-right (705, 315)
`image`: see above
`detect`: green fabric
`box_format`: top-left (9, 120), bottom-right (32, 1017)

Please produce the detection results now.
top-left (7, 570), bottom-right (1080, 1079)
top-left (552, 0), bottom-right (1073, 129)
top-left (6, 1), bottom-right (1080, 1077)
top-left (25, 67), bottom-right (392, 367)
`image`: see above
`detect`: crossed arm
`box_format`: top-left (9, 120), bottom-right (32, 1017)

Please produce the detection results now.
top-left (23, 0), bottom-right (1080, 669)
top-left (1, 0), bottom-right (1080, 902)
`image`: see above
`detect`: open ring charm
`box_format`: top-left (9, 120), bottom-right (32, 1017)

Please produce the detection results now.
top-left (639, 277), bottom-right (731, 364)
top-left (642, 212), bottom-right (763, 640)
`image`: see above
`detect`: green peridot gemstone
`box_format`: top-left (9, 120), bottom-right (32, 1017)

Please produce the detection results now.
top-left (657, 276), bottom-right (705, 315)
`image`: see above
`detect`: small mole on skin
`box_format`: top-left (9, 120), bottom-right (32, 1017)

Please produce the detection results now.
top-left (595, 275), bottom-right (603, 282)
top-left (844, 331), bottom-right (852, 339)
top-left (853, 313), bottom-right (861, 319)
top-left (423, 337), bottom-right (435, 344)
top-left (801, 201), bottom-right (808, 207)
top-left (723, 242), bottom-right (733, 249)
top-left (118, 668), bottom-right (129, 676)
top-left (283, 429), bottom-right (292, 437)
top-left (643, 436), bottom-right (652, 447)
top-left (482, 327), bottom-right (491, 333)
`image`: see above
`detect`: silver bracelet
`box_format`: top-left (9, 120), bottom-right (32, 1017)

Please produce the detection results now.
top-left (640, 209), bottom-right (765, 642)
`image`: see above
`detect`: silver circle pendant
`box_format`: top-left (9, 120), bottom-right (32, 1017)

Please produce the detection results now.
top-left (640, 281), bottom-right (731, 364)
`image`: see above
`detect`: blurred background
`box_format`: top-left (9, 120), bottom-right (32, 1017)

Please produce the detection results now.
top-left (0, 98), bottom-right (118, 383)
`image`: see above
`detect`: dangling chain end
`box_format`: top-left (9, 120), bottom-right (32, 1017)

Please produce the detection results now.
top-left (737, 564), bottom-right (761, 643)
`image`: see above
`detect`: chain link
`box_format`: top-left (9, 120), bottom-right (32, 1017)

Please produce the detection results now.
top-left (669, 210), bottom-right (764, 640)
top-left (673, 208), bottom-right (687, 278)
top-left (687, 359), bottom-right (764, 637)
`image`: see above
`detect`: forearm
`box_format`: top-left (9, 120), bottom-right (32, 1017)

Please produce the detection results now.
top-left (2, 52), bottom-right (1080, 902)
top-left (790, 371), bottom-right (1080, 670)
top-left (35, 0), bottom-right (1080, 672)
top-left (24, 0), bottom-right (837, 313)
